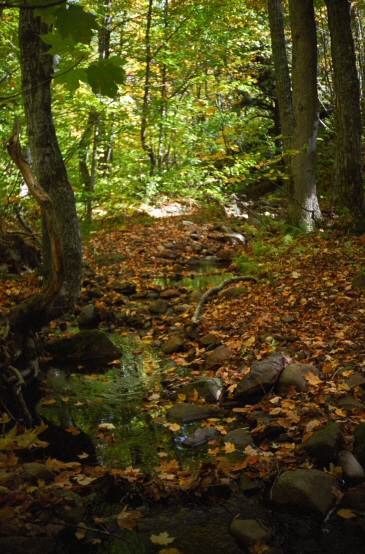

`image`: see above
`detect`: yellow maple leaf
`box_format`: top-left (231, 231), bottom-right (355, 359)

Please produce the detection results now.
top-left (304, 372), bottom-right (322, 386)
top-left (150, 532), bottom-right (175, 545)
top-left (223, 441), bottom-right (236, 453)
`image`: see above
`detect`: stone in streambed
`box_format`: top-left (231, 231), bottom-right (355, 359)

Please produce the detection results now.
top-left (235, 352), bottom-right (291, 399)
top-left (353, 422), bottom-right (365, 465)
top-left (277, 363), bottom-right (319, 393)
top-left (148, 298), bottom-right (169, 314)
top-left (47, 330), bottom-right (121, 368)
top-left (177, 377), bottom-right (223, 403)
top-left (205, 345), bottom-right (233, 369)
top-left (78, 303), bottom-right (100, 329)
top-left (337, 450), bottom-right (364, 482)
top-left (162, 334), bottom-right (185, 354)
top-left (301, 422), bottom-right (342, 465)
top-left (229, 518), bottom-right (271, 548)
top-left (182, 427), bottom-right (219, 447)
top-left (223, 428), bottom-right (253, 449)
top-left (271, 468), bottom-right (340, 515)
top-left (166, 403), bottom-right (222, 423)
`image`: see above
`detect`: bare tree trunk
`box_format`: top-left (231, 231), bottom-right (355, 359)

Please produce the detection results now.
top-left (287, 0), bottom-right (322, 230)
top-left (19, 8), bottom-right (81, 315)
top-left (325, 0), bottom-right (365, 224)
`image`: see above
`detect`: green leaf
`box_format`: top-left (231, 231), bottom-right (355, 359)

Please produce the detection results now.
top-left (54, 4), bottom-right (99, 45)
top-left (85, 57), bottom-right (125, 98)
top-left (55, 67), bottom-right (87, 94)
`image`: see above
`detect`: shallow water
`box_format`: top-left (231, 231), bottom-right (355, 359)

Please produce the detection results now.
top-left (38, 334), bottom-right (220, 471)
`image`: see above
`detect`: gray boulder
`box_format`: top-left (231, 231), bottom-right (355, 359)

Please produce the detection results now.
top-left (353, 422), bottom-right (365, 465)
top-left (148, 298), bottom-right (168, 314)
top-left (271, 469), bottom-right (340, 515)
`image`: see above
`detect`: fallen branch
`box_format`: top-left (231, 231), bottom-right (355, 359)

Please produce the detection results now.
top-left (191, 276), bottom-right (257, 325)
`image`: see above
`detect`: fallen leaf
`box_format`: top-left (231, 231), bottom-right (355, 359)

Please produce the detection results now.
top-left (223, 441), bottom-right (236, 453)
top-left (304, 372), bottom-right (322, 386)
top-left (337, 508), bottom-right (356, 519)
top-left (150, 532), bottom-right (175, 546)
top-left (98, 423), bottom-right (115, 430)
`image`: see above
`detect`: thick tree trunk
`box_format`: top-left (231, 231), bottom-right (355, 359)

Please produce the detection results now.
top-left (19, 8), bottom-right (81, 315)
top-left (325, 0), bottom-right (365, 223)
top-left (287, 0), bottom-right (322, 230)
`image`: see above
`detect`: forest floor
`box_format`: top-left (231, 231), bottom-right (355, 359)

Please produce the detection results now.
top-left (1, 200), bottom-right (365, 553)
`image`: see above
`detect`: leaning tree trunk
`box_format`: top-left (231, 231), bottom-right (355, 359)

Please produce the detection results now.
top-left (19, 8), bottom-right (82, 316)
top-left (287, 0), bottom-right (322, 230)
top-left (325, 0), bottom-right (365, 224)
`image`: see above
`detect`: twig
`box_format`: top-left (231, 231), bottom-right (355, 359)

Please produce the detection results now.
top-left (191, 276), bottom-right (257, 324)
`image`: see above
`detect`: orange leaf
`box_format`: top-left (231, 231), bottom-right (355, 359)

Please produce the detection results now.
top-left (223, 441), bottom-right (236, 453)
top-left (337, 508), bottom-right (356, 519)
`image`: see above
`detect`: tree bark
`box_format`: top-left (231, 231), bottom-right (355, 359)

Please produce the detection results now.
top-left (141, 0), bottom-right (156, 174)
top-left (325, 0), bottom-right (365, 222)
top-left (287, 0), bottom-right (322, 230)
top-left (267, 0), bottom-right (293, 159)
top-left (19, 8), bottom-right (81, 315)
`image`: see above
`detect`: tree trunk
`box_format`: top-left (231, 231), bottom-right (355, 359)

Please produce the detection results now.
top-left (141, 0), bottom-right (156, 174)
top-left (19, 8), bottom-right (81, 315)
top-left (325, 0), bottom-right (365, 224)
top-left (287, 0), bottom-right (322, 230)
top-left (267, 0), bottom-right (293, 158)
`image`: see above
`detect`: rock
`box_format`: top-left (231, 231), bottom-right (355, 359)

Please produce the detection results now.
top-left (160, 288), bottom-right (180, 298)
top-left (235, 352), bottom-right (291, 399)
top-left (229, 518), bottom-right (271, 547)
top-left (281, 315), bottom-right (296, 323)
top-left (352, 271), bottom-right (365, 290)
top-left (223, 428), bottom-right (253, 449)
top-left (47, 330), bottom-right (121, 367)
top-left (23, 463), bottom-right (55, 482)
top-left (239, 474), bottom-right (260, 494)
top-left (271, 469), bottom-right (340, 515)
top-left (337, 396), bottom-right (363, 411)
top-left (337, 450), bottom-right (365, 482)
top-left (217, 286), bottom-right (244, 300)
top-left (224, 233), bottom-right (246, 245)
top-left (345, 373), bottom-right (365, 389)
top-left (78, 303), bottom-right (100, 329)
top-left (277, 363), bottom-right (320, 393)
top-left (205, 345), bottom-right (233, 369)
top-left (341, 482), bottom-right (365, 511)
top-left (162, 335), bottom-right (184, 354)
top-left (182, 427), bottom-right (219, 447)
top-left (178, 377), bottom-right (223, 403)
top-left (174, 303), bottom-right (192, 313)
top-left (199, 333), bottom-right (221, 347)
top-left (148, 298), bottom-right (168, 314)
top-left (157, 249), bottom-right (178, 259)
top-left (113, 281), bottom-right (137, 295)
top-left (166, 403), bottom-right (222, 423)
top-left (52, 488), bottom-right (86, 523)
top-left (353, 422), bottom-right (365, 465)
top-left (190, 290), bottom-right (202, 302)
top-left (301, 422), bottom-right (342, 465)
top-left (216, 248), bottom-right (236, 260)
